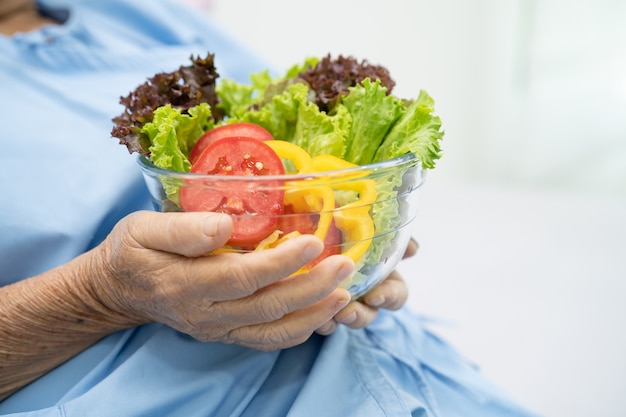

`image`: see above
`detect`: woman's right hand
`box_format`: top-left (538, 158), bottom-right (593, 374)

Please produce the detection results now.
top-left (90, 211), bottom-right (354, 351)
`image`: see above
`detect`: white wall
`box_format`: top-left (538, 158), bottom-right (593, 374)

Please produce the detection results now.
top-left (188, 1), bottom-right (626, 416)
top-left (206, 0), bottom-right (626, 197)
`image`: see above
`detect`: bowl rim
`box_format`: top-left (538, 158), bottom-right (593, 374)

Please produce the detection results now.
top-left (136, 152), bottom-right (422, 182)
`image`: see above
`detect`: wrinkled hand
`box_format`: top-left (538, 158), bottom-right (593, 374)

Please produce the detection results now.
top-left (91, 211), bottom-right (354, 351)
top-left (316, 238), bottom-right (418, 335)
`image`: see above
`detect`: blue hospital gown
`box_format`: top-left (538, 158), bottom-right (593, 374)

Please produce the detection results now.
top-left (0, 1), bottom-right (542, 416)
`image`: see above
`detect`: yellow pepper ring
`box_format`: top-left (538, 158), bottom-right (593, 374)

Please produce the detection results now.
top-left (305, 155), bottom-right (378, 264)
top-left (333, 207), bottom-right (375, 262)
top-left (265, 140), bottom-right (312, 172)
top-left (302, 154), bottom-right (355, 172)
top-left (265, 141), bottom-right (378, 265)
top-left (266, 140), bottom-right (334, 242)
top-left (300, 154), bottom-right (370, 186)
top-left (283, 186), bottom-right (335, 241)
top-left (330, 178), bottom-right (377, 263)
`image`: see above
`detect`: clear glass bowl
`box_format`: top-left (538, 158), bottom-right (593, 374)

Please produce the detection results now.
top-left (137, 153), bottom-right (426, 298)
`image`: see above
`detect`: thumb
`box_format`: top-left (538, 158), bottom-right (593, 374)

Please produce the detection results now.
top-left (123, 211), bottom-right (233, 257)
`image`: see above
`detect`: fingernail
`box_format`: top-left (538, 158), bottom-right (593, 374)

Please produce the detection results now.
top-left (203, 214), bottom-right (231, 238)
top-left (368, 294), bottom-right (385, 307)
top-left (318, 321), bottom-right (335, 334)
top-left (338, 311), bottom-right (357, 325)
top-left (336, 262), bottom-right (355, 284)
top-left (302, 241), bottom-right (323, 263)
top-left (335, 297), bottom-right (350, 311)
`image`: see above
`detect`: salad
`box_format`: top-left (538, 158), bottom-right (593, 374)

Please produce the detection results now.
top-left (111, 53), bottom-right (443, 279)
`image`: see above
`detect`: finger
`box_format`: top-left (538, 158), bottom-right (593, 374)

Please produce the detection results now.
top-left (336, 300), bottom-right (379, 329)
top-left (185, 235), bottom-right (330, 300)
top-left (123, 211), bottom-right (233, 257)
top-left (209, 254), bottom-right (355, 322)
top-left (360, 270), bottom-right (408, 311)
top-left (228, 287), bottom-right (352, 351)
top-left (315, 319), bottom-right (338, 336)
top-left (403, 237), bottom-right (419, 259)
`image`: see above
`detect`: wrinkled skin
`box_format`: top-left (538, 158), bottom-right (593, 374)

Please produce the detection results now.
top-left (1, 195), bottom-right (417, 401)
top-left (92, 211), bottom-right (356, 350)
top-left (91, 210), bottom-right (416, 349)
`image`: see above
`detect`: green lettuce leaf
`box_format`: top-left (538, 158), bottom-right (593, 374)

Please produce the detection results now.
top-left (231, 82), bottom-right (350, 158)
top-left (232, 82), bottom-right (304, 141)
top-left (215, 78), bottom-right (257, 119)
top-left (373, 90), bottom-right (443, 168)
top-left (283, 56), bottom-right (319, 79)
top-left (364, 171), bottom-right (404, 266)
top-left (341, 78), bottom-right (404, 165)
top-left (215, 57), bottom-right (319, 120)
top-left (291, 95), bottom-right (350, 158)
top-left (141, 102), bottom-right (213, 172)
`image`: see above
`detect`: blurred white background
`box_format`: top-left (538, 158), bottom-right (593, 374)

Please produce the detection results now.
top-left (187, 1), bottom-right (626, 416)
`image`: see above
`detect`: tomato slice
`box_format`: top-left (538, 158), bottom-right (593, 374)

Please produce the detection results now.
top-left (189, 122), bottom-right (274, 164)
top-left (181, 136), bottom-right (285, 246)
top-left (277, 205), bottom-right (342, 268)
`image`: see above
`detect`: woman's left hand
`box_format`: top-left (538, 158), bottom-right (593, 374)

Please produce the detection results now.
top-left (316, 238), bottom-right (419, 335)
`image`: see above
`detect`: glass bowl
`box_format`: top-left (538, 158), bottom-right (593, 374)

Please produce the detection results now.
top-left (137, 153), bottom-right (426, 299)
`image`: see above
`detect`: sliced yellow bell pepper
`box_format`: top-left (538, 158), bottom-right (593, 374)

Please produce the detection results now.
top-left (265, 140), bottom-right (312, 173)
top-left (254, 229), bottom-right (301, 251)
top-left (304, 154), bottom-right (377, 264)
top-left (283, 186), bottom-right (335, 241)
top-left (331, 180), bottom-right (377, 263)
top-left (265, 140), bottom-right (377, 265)
top-left (265, 140), bottom-right (334, 241)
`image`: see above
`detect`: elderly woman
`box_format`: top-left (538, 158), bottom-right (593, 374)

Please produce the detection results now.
top-left (0, 1), bottom-right (540, 416)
